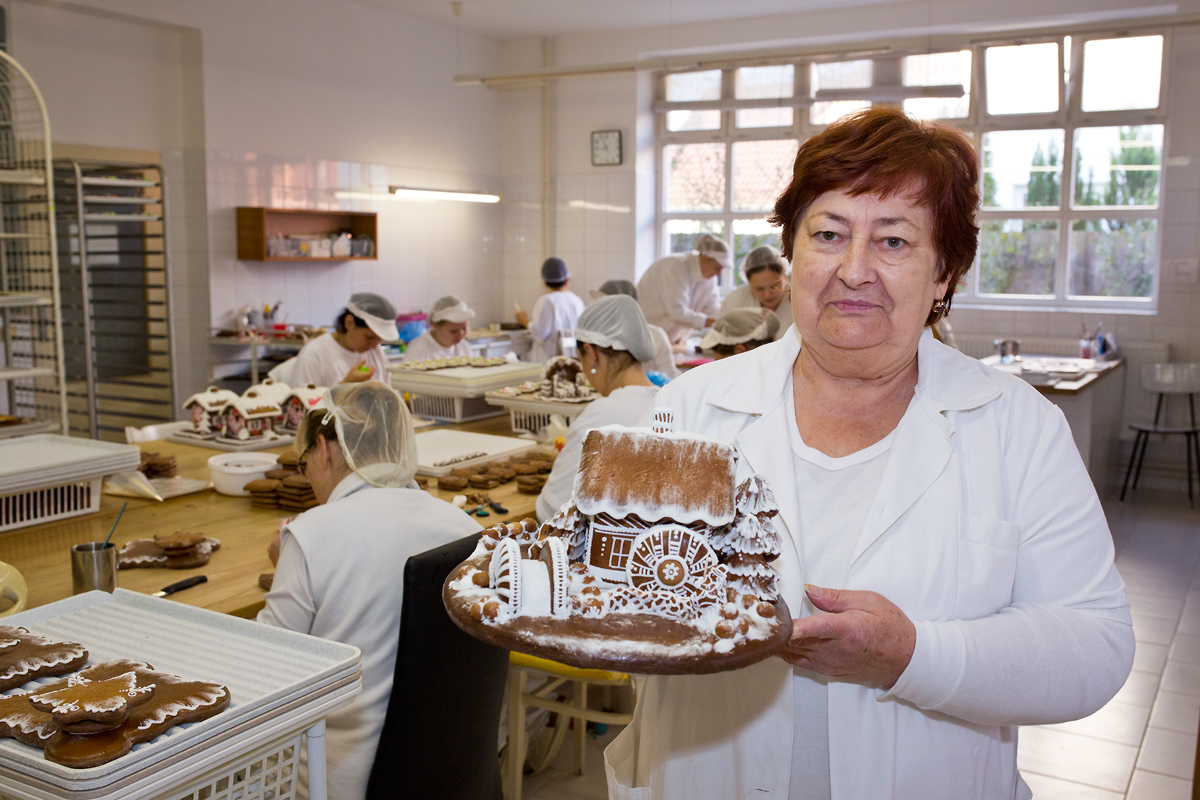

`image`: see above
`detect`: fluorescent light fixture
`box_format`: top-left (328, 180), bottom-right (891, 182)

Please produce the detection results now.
top-left (389, 186), bottom-right (500, 203)
top-left (813, 84), bottom-right (965, 103)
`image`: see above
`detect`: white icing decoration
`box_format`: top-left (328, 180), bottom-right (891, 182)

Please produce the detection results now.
top-left (134, 684), bottom-right (227, 731)
top-left (517, 560), bottom-right (551, 616)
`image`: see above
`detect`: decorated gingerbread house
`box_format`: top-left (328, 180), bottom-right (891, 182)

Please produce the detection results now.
top-left (183, 386), bottom-right (239, 437)
top-left (219, 391), bottom-right (281, 441)
top-left (244, 378), bottom-right (292, 430)
top-left (280, 384), bottom-right (326, 432)
top-left (540, 356), bottom-right (592, 400)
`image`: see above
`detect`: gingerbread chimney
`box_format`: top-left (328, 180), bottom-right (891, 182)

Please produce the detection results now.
top-left (651, 407), bottom-right (674, 434)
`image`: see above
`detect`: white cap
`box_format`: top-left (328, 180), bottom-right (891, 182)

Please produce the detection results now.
top-left (695, 234), bottom-right (733, 272)
top-left (345, 293), bottom-right (400, 342)
top-left (574, 295), bottom-right (656, 363)
top-left (429, 295), bottom-right (476, 324)
top-left (699, 308), bottom-right (781, 349)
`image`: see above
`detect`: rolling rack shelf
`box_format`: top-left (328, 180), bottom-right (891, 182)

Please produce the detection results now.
top-left (0, 49), bottom-right (69, 436)
top-left (55, 160), bottom-right (176, 441)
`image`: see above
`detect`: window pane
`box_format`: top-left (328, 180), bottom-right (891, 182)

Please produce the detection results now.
top-left (663, 143), bottom-right (726, 212)
top-left (982, 129), bottom-right (1065, 209)
top-left (732, 219), bottom-right (784, 284)
top-left (978, 220), bottom-right (1058, 296)
top-left (985, 42), bottom-right (1059, 115)
top-left (1069, 218), bottom-right (1156, 298)
top-left (810, 60), bottom-right (871, 126)
top-left (666, 70), bottom-right (721, 131)
top-left (903, 50), bottom-right (971, 119)
top-left (731, 139), bottom-right (798, 212)
top-left (735, 65), bottom-right (794, 128)
top-left (1082, 36), bottom-right (1163, 112)
top-left (1073, 125), bottom-right (1162, 208)
top-left (665, 220), bottom-right (725, 256)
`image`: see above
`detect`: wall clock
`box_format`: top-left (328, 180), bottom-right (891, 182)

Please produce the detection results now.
top-left (591, 129), bottom-right (623, 166)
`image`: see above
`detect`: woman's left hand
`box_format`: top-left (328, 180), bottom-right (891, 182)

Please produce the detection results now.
top-left (781, 584), bottom-right (916, 690)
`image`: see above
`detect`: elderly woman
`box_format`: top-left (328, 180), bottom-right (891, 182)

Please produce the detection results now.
top-left (259, 381), bottom-right (480, 800)
top-left (536, 295), bottom-right (659, 522)
top-left (402, 295), bottom-right (475, 362)
top-left (700, 307), bottom-right (781, 359)
top-left (719, 244), bottom-right (794, 338)
top-left (605, 107), bottom-right (1133, 799)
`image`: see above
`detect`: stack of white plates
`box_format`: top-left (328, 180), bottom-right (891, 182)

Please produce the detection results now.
top-left (0, 434), bottom-right (140, 495)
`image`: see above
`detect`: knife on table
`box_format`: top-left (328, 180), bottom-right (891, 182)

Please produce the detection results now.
top-left (152, 575), bottom-right (207, 597)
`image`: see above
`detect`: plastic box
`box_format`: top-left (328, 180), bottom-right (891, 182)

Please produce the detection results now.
top-left (409, 394), bottom-right (501, 423)
top-left (0, 477), bottom-right (101, 533)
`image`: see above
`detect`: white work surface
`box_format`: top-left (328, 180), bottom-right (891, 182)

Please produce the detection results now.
top-left (0, 436), bottom-right (139, 495)
top-left (389, 361), bottom-right (543, 398)
top-left (414, 428), bottom-right (537, 476)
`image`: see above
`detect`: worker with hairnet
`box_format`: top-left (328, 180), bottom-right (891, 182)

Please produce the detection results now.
top-left (402, 296), bottom-right (475, 362)
top-left (700, 307), bottom-right (782, 359)
top-left (719, 245), bottom-right (794, 339)
top-left (290, 292), bottom-right (398, 387)
top-left (591, 279), bottom-right (679, 379)
top-left (259, 381), bottom-right (480, 800)
top-left (536, 295), bottom-right (660, 521)
top-left (515, 257), bottom-right (586, 362)
top-left (636, 234), bottom-right (729, 344)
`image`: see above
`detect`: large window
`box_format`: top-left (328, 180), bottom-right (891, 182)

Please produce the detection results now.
top-left (655, 31), bottom-right (1167, 310)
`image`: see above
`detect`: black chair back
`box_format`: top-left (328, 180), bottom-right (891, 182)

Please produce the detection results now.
top-left (365, 533), bottom-right (508, 800)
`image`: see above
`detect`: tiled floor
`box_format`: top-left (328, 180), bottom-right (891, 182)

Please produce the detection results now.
top-left (525, 488), bottom-right (1200, 799)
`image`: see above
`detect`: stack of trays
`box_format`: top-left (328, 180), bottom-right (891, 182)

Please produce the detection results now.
top-left (0, 435), bottom-right (140, 496)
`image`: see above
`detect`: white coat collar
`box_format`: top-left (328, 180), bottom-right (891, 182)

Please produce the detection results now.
top-left (328, 472), bottom-right (369, 504)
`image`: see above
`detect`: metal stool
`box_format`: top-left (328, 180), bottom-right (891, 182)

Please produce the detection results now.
top-left (1121, 363), bottom-right (1200, 506)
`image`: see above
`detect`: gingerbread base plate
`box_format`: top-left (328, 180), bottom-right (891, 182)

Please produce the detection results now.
top-left (443, 554), bottom-right (791, 675)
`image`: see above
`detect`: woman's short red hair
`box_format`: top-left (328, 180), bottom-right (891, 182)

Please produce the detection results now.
top-left (768, 107), bottom-right (980, 324)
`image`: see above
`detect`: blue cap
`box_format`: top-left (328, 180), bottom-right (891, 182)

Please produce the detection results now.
top-left (541, 257), bottom-right (570, 283)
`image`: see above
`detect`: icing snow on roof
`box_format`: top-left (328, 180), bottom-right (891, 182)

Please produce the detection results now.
top-left (184, 386), bottom-right (239, 412)
top-left (574, 425), bottom-right (736, 527)
top-left (226, 392), bottom-right (281, 418)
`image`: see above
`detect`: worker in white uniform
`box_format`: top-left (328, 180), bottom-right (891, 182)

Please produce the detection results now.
top-left (290, 293), bottom-right (397, 387)
top-left (402, 296), bottom-right (475, 362)
top-left (591, 279), bottom-right (679, 379)
top-left (536, 295), bottom-right (660, 522)
top-left (699, 307), bottom-right (782, 359)
top-left (719, 244), bottom-right (795, 339)
top-left (636, 233), bottom-right (728, 344)
top-left (259, 382), bottom-right (480, 800)
top-left (515, 257), bottom-right (585, 362)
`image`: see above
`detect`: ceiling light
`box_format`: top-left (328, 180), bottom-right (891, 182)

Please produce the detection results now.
top-left (389, 186), bottom-right (500, 203)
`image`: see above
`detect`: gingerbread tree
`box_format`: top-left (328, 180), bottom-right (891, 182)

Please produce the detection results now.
top-left (544, 500), bottom-right (589, 561)
top-left (722, 474), bottom-right (782, 599)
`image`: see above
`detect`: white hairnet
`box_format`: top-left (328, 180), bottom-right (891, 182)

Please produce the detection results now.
top-left (311, 381), bottom-right (417, 488)
top-left (694, 234), bottom-right (732, 271)
top-left (740, 245), bottom-right (789, 281)
top-left (574, 295), bottom-right (656, 363)
top-left (699, 308), bottom-right (781, 348)
top-left (429, 295), bottom-right (476, 324)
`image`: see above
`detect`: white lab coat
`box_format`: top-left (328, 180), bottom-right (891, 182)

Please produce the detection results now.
top-left (637, 253), bottom-right (720, 344)
top-left (290, 332), bottom-right (389, 388)
top-left (645, 324), bottom-right (679, 379)
top-left (536, 384), bottom-right (660, 522)
top-left (605, 327), bottom-right (1134, 800)
top-left (259, 474), bottom-right (481, 800)
top-left (528, 290), bottom-right (586, 363)
top-left (401, 330), bottom-right (471, 362)
top-left (718, 284), bottom-right (795, 340)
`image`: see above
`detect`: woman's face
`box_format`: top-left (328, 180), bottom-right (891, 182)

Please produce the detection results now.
top-left (342, 315), bottom-right (382, 353)
top-left (790, 186), bottom-right (947, 360)
top-left (747, 269), bottom-right (787, 311)
top-left (432, 320), bottom-right (469, 347)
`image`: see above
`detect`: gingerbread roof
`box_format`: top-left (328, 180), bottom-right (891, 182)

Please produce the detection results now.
top-left (183, 386), bottom-right (238, 412)
top-left (573, 425), bottom-right (736, 527)
top-left (286, 384), bottom-right (326, 407)
top-left (225, 391), bottom-right (281, 419)
top-left (244, 379), bottom-right (291, 405)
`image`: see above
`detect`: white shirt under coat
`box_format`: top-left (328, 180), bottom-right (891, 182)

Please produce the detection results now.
top-left (401, 330), bottom-right (471, 362)
top-left (718, 284), bottom-right (795, 340)
top-left (290, 332), bottom-right (390, 388)
top-left (645, 324), bottom-right (680, 379)
top-left (528, 290), bottom-right (586, 363)
top-left (535, 384), bottom-right (661, 523)
top-left (637, 253), bottom-right (720, 344)
top-left (258, 474), bottom-right (481, 800)
top-left (604, 326), bottom-right (1134, 800)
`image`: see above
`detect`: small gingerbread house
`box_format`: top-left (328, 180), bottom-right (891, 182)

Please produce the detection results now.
top-left (280, 384), bottom-right (326, 431)
top-left (183, 386), bottom-right (239, 436)
top-left (540, 356), bottom-right (591, 400)
top-left (244, 378), bottom-right (292, 430)
top-left (220, 391), bottom-right (282, 441)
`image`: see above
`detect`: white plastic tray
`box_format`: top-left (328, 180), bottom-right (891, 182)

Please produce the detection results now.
top-left (414, 429), bottom-right (537, 476)
top-left (0, 436), bottom-right (140, 495)
top-left (390, 362), bottom-right (544, 398)
top-left (165, 432), bottom-right (293, 452)
top-left (484, 392), bottom-right (593, 419)
top-left (0, 589), bottom-right (360, 794)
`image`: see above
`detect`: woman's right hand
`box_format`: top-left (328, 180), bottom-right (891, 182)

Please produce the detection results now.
top-left (514, 309), bottom-right (530, 328)
top-left (267, 530), bottom-right (281, 566)
top-left (341, 359), bottom-right (374, 383)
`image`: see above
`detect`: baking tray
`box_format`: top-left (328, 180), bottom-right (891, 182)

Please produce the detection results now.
top-left (165, 432), bottom-right (293, 452)
top-left (414, 429), bottom-right (537, 476)
top-left (484, 392), bottom-right (593, 419)
top-left (389, 362), bottom-right (543, 398)
top-left (0, 420), bottom-right (56, 440)
top-left (0, 589), bottom-right (360, 793)
top-left (0, 436), bottom-right (140, 495)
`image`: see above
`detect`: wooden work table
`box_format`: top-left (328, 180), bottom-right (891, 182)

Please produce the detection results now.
top-left (0, 414), bottom-right (539, 619)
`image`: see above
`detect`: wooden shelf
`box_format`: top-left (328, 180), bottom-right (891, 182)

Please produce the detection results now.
top-left (236, 206), bottom-right (377, 261)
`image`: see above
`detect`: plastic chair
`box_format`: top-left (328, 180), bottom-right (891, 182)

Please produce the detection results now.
top-left (365, 534), bottom-right (508, 800)
top-left (504, 652), bottom-right (634, 800)
top-left (0, 561), bottom-right (27, 617)
top-left (124, 420), bottom-right (190, 443)
top-left (1121, 363), bottom-right (1200, 507)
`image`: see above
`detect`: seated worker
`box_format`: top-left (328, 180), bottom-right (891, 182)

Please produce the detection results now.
top-left (719, 244), bottom-right (794, 339)
top-left (259, 381), bottom-right (481, 800)
top-left (592, 279), bottom-right (679, 379)
top-left (402, 296), bottom-right (475, 362)
top-left (699, 307), bottom-right (781, 359)
top-left (536, 295), bottom-right (660, 521)
top-left (636, 233), bottom-right (729, 344)
top-left (290, 293), bottom-right (397, 387)
top-left (515, 257), bottom-right (585, 362)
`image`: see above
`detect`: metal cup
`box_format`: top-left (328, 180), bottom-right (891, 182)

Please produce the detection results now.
top-left (70, 542), bottom-right (117, 594)
top-left (993, 338), bottom-right (1020, 364)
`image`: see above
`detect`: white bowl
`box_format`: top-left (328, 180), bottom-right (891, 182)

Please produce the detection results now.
top-left (207, 452), bottom-right (280, 496)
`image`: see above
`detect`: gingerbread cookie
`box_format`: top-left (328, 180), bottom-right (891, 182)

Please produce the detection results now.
top-left (469, 475), bottom-right (501, 490)
top-left (0, 626), bottom-right (89, 693)
top-left (438, 475), bottom-right (468, 492)
top-left (258, 572), bottom-right (274, 591)
top-left (516, 474), bottom-right (547, 494)
top-left (153, 531), bottom-right (206, 553)
top-left (118, 538), bottom-right (220, 570)
top-left (29, 671), bottom-right (155, 734)
top-left (0, 660), bottom-right (149, 747)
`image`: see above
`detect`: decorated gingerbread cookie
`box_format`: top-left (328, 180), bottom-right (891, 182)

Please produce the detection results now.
top-left (0, 660), bottom-right (149, 747)
top-left (0, 626), bottom-right (89, 693)
top-left (118, 537), bottom-right (220, 570)
top-left (29, 671), bottom-right (156, 734)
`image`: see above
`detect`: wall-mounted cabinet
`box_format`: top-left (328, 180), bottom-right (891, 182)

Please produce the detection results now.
top-left (236, 207), bottom-right (377, 261)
